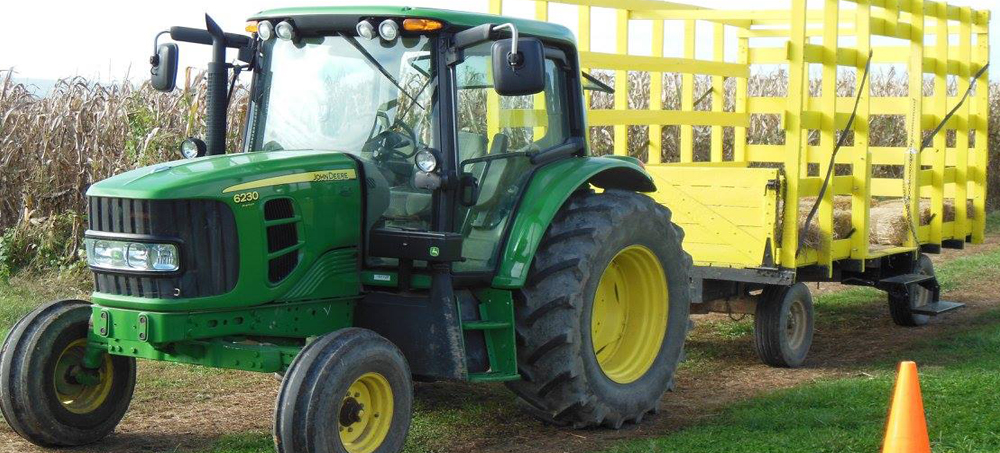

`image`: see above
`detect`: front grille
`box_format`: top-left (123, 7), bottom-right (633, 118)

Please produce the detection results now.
top-left (88, 197), bottom-right (239, 299)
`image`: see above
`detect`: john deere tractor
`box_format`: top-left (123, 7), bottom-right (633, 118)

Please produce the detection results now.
top-left (0, 7), bottom-right (690, 453)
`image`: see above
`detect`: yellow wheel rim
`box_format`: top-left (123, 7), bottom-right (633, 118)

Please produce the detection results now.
top-left (591, 245), bottom-right (669, 384)
top-left (52, 339), bottom-right (114, 414)
top-left (339, 372), bottom-right (394, 453)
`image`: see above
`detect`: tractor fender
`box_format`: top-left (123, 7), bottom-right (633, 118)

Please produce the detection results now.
top-left (491, 155), bottom-right (655, 289)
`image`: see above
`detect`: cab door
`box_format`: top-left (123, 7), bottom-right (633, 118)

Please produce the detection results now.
top-left (451, 42), bottom-right (573, 274)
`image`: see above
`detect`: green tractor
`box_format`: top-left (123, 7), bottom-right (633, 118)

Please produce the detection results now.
top-left (0, 7), bottom-right (691, 453)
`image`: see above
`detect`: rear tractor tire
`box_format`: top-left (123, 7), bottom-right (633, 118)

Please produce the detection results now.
top-left (0, 299), bottom-right (136, 447)
top-left (506, 189), bottom-right (692, 429)
top-left (753, 283), bottom-right (814, 368)
top-left (888, 254), bottom-right (934, 327)
top-left (274, 328), bottom-right (413, 453)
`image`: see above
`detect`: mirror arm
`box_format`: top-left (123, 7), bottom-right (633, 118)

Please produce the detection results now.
top-left (529, 138), bottom-right (585, 165)
top-left (150, 31), bottom-right (170, 67)
top-left (491, 24), bottom-right (521, 66)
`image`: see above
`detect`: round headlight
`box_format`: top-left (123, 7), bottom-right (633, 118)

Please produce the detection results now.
top-left (275, 21), bottom-right (296, 41)
top-left (415, 149), bottom-right (438, 173)
top-left (180, 137), bottom-right (207, 159)
top-left (357, 20), bottom-right (376, 39)
top-left (378, 19), bottom-right (399, 41)
top-left (257, 21), bottom-right (274, 41)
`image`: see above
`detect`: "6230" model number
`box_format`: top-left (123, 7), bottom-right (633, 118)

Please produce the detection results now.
top-left (233, 191), bottom-right (259, 204)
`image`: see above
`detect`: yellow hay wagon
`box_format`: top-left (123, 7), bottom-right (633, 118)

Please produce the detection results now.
top-left (490, 0), bottom-right (990, 366)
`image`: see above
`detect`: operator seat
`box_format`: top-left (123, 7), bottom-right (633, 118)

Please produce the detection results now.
top-left (381, 131), bottom-right (488, 221)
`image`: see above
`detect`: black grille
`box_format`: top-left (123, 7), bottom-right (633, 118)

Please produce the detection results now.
top-left (264, 198), bottom-right (295, 221)
top-left (269, 253), bottom-right (299, 283)
top-left (88, 197), bottom-right (239, 299)
top-left (267, 224), bottom-right (298, 253)
top-left (263, 198), bottom-right (299, 283)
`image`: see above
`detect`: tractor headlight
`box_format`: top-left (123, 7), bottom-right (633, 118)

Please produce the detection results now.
top-left (85, 238), bottom-right (180, 272)
top-left (356, 20), bottom-right (376, 39)
top-left (275, 21), bottom-right (296, 41)
top-left (415, 149), bottom-right (438, 172)
top-left (378, 19), bottom-right (399, 41)
top-left (179, 137), bottom-right (207, 159)
top-left (257, 20), bottom-right (274, 41)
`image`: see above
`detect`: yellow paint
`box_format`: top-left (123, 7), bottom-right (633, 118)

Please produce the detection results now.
top-left (592, 245), bottom-right (668, 384)
top-left (493, 0), bottom-right (988, 267)
top-left (222, 169), bottom-right (357, 193)
top-left (53, 339), bottom-right (114, 415)
top-left (340, 372), bottom-right (394, 453)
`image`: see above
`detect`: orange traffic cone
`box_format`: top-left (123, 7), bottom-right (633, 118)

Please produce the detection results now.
top-left (882, 361), bottom-right (931, 453)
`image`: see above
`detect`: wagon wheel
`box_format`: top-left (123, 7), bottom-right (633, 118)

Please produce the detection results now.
top-left (753, 283), bottom-right (814, 368)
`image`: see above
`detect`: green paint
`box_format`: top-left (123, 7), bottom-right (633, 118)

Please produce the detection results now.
top-left (87, 298), bottom-right (354, 372)
top-left (466, 289), bottom-right (519, 382)
top-left (492, 156), bottom-right (653, 288)
top-left (88, 152), bottom-right (363, 312)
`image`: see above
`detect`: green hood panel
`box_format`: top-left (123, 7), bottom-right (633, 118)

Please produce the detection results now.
top-left (87, 151), bottom-right (357, 200)
top-left (88, 150), bottom-right (364, 312)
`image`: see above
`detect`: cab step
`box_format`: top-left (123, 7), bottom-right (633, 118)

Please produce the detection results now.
top-left (468, 371), bottom-right (520, 383)
top-left (910, 300), bottom-right (965, 316)
top-left (462, 320), bottom-right (510, 330)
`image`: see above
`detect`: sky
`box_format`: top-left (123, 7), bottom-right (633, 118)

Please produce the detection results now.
top-left (0, 0), bottom-right (996, 82)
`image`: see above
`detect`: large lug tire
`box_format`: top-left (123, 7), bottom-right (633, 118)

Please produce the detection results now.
top-left (888, 254), bottom-right (933, 327)
top-left (753, 283), bottom-right (814, 368)
top-left (0, 299), bottom-right (136, 447)
top-left (505, 189), bottom-right (692, 429)
top-left (274, 328), bottom-right (413, 453)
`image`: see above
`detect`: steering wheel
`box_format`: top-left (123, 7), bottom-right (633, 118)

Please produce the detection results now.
top-left (362, 129), bottom-right (417, 163)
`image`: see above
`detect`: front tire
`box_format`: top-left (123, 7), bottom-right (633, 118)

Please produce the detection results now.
top-left (0, 300), bottom-right (136, 447)
top-left (505, 190), bottom-right (692, 429)
top-left (274, 328), bottom-right (413, 453)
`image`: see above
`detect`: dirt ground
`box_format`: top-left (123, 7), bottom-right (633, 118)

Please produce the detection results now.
top-left (1, 237), bottom-right (997, 453)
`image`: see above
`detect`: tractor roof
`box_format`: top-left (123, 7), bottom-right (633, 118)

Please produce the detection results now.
top-left (250, 6), bottom-right (576, 46)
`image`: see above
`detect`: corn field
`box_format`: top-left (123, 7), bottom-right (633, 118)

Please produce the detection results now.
top-left (0, 68), bottom-right (997, 273)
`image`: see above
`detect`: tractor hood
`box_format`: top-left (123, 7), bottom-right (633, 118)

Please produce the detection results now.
top-left (86, 150), bottom-right (358, 200)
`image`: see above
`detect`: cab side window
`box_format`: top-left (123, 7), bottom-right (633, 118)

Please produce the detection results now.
top-left (453, 43), bottom-right (570, 273)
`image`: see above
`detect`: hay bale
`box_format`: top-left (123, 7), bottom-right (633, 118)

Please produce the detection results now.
top-left (869, 202), bottom-right (911, 245)
top-left (792, 197), bottom-right (972, 249)
top-left (867, 199), bottom-right (975, 246)
top-left (797, 196), bottom-right (860, 249)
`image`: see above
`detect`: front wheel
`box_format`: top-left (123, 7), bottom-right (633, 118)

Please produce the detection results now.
top-left (0, 300), bottom-right (136, 447)
top-left (274, 328), bottom-right (413, 453)
top-left (506, 190), bottom-right (692, 429)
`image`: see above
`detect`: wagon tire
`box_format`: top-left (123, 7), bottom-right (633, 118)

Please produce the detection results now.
top-left (753, 283), bottom-right (814, 368)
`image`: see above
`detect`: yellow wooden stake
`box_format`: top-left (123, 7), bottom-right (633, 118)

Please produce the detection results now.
top-left (614, 9), bottom-right (630, 156)
top-left (851, 0), bottom-right (873, 263)
top-left (680, 19), bottom-right (695, 162)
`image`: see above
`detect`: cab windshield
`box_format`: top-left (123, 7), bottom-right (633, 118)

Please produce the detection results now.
top-left (249, 35), bottom-right (436, 154)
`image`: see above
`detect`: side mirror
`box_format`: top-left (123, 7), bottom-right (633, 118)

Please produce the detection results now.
top-left (150, 43), bottom-right (179, 92)
top-left (492, 38), bottom-right (545, 96)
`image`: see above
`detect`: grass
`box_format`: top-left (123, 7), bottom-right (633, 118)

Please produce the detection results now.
top-left (605, 243), bottom-right (1000, 453)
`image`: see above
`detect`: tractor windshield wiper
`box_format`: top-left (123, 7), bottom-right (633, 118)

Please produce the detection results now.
top-left (339, 32), bottom-right (425, 111)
